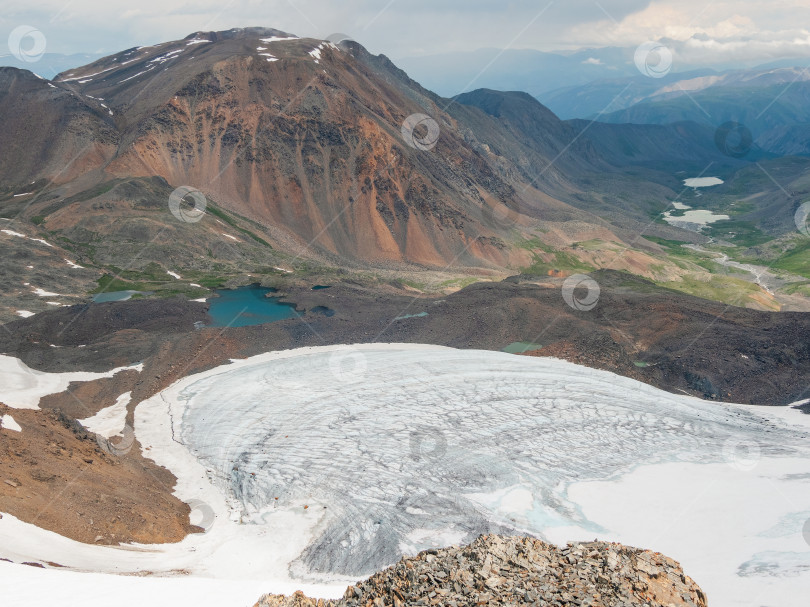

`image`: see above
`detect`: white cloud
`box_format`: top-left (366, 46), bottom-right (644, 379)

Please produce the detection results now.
top-left (1, 0), bottom-right (809, 67)
top-left (564, 0), bottom-right (810, 65)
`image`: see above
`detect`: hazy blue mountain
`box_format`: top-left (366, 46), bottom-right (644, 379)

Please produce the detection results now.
top-left (537, 69), bottom-right (717, 119)
top-left (0, 52), bottom-right (105, 79)
top-left (394, 47), bottom-right (641, 98)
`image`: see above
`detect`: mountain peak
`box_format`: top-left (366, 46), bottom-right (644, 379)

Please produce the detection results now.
top-left (180, 27), bottom-right (300, 44)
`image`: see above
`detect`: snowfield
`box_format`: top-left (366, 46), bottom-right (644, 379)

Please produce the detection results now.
top-left (0, 355), bottom-right (143, 409)
top-left (1, 344), bottom-right (809, 607)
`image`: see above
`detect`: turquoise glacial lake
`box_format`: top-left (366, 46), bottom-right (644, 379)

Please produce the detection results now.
top-left (206, 285), bottom-right (298, 328)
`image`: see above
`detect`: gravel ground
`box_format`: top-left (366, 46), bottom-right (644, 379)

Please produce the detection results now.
top-left (255, 534), bottom-right (707, 607)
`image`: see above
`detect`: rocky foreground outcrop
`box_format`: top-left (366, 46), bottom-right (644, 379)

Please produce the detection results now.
top-left (255, 534), bottom-right (707, 607)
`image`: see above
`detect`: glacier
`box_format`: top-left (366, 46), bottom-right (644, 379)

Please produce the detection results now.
top-left (2, 344), bottom-right (809, 607)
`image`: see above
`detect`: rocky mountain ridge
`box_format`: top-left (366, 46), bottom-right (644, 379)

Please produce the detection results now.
top-left (255, 534), bottom-right (707, 607)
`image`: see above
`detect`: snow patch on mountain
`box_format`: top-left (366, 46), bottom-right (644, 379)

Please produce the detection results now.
top-left (1, 229), bottom-right (54, 248)
top-left (78, 392), bottom-right (132, 438)
top-left (0, 356), bottom-right (143, 409)
top-left (0, 414), bottom-right (22, 432)
top-left (260, 36), bottom-right (299, 43)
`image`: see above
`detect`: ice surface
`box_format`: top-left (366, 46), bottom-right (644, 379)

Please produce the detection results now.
top-left (164, 346), bottom-right (810, 583)
top-left (2, 345), bottom-right (809, 606)
top-left (136, 344), bottom-right (810, 599)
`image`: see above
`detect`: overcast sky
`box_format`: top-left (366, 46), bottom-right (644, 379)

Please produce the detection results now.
top-left (2, 0), bottom-right (810, 64)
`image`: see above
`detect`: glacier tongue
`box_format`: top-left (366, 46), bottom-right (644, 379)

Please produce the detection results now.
top-left (171, 345), bottom-right (810, 589)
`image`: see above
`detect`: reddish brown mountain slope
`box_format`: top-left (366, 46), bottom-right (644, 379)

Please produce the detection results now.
top-left (44, 28), bottom-right (569, 267)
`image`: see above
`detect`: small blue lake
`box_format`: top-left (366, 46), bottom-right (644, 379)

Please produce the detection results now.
top-left (92, 290), bottom-right (152, 303)
top-left (206, 285), bottom-right (298, 328)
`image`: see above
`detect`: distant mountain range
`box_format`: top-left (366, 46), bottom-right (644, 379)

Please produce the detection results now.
top-left (0, 52), bottom-right (104, 79)
top-left (394, 46), bottom-right (810, 157)
top-left (1, 27), bottom-right (809, 319)
top-left (538, 66), bottom-right (810, 157)
top-left (394, 45), bottom-right (810, 99)
top-left (395, 46), bottom-right (640, 98)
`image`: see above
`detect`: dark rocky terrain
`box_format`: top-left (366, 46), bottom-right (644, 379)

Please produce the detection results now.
top-left (3, 271), bottom-right (808, 407)
top-left (254, 534), bottom-right (707, 607)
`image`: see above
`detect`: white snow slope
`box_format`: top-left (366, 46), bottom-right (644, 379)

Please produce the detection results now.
top-left (1, 344), bottom-right (809, 607)
top-left (0, 355), bottom-right (143, 409)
